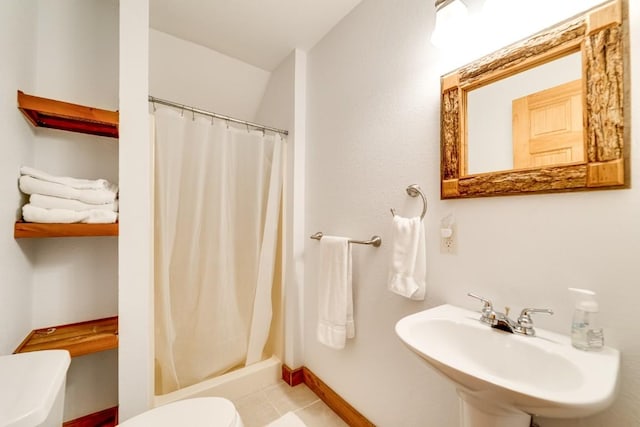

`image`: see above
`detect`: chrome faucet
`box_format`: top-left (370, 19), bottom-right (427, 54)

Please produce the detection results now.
top-left (467, 293), bottom-right (553, 336)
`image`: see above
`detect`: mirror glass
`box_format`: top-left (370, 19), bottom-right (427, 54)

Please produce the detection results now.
top-left (440, 0), bottom-right (628, 199)
top-left (466, 52), bottom-right (582, 175)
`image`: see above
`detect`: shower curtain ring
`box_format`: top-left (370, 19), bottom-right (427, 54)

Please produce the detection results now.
top-left (192, 109), bottom-right (195, 121)
top-left (180, 106), bottom-right (184, 117)
top-left (246, 123), bottom-right (250, 133)
top-left (152, 100), bottom-right (156, 112)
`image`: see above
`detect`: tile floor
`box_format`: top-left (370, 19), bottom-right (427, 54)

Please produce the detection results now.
top-left (232, 381), bottom-right (349, 427)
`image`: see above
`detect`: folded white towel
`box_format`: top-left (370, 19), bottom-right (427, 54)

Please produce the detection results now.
top-left (388, 216), bottom-right (426, 300)
top-left (317, 236), bottom-right (354, 350)
top-left (30, 194), bottom-right (119, 212)
top-left (22, 204), bottom-right (118, 224)
top-left (19, 175), bottom-right (117, 205)
top-left (20, 166), bottom-right (118, 193)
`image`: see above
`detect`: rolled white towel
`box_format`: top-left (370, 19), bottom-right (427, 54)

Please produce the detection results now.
top-left (20, 166), bottom-right (118, 193)
top-left (19, 175), bottom-right (117, 205)
top-left (22, 204), bottom-right (118, 224)
top-left (30, 194), bottom-right (118, 212)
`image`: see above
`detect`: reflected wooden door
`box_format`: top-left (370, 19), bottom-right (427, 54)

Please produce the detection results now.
top-left (512, 79), bottom-right (584, 169)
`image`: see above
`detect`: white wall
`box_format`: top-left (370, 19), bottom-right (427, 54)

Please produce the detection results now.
top-left (149, 29), bottom-right (271, 122)
top-left (255, 50), bottom-right (307, 369)
top-left (31, 0), bottom-right (120, 325)
top-left (255, 52), bottom-right (295, 131)
top-left (0, 0), bottom-right (37, 355)
top-left (304, 1), bottom-right (640, 426)
top-left (119, 0), bottom-right (153, 420)
top-left (28, 0), bottom-right (120, 421)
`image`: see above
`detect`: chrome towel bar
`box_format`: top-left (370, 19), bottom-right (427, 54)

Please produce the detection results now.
top-left (390, 184), bottom-right (427, 220)
top-left (310, 232), bottom-right (382, 248)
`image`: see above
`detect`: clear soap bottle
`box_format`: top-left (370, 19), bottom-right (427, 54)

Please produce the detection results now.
top-left (569, 288), bottom-right (604, 351)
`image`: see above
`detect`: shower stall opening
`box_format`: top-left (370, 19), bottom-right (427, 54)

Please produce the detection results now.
top-left (151, 99), bottom-right (286, 398)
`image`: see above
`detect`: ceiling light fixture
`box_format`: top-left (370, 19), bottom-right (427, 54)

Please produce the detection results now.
top-left (430, 0), bottom-right (470, 47)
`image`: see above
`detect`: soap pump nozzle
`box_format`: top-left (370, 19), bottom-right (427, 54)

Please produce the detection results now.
top-left (568, 287), bottom-right (599, 312)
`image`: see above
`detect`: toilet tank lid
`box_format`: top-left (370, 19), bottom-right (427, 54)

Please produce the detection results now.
top-left (0, 350), bottom-right (71, 427)
top-left (118, 397), bottom-right (240, 427)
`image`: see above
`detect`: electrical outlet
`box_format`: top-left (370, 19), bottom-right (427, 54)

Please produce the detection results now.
top-left (440, 224), bottom-right (456, 254)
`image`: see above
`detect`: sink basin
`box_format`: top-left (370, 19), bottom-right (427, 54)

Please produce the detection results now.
top-left (395, 304), bottom-right (619, 425)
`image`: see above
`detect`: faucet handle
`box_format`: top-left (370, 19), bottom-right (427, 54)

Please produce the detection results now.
top-left (519, 307), bottom-right (554, 317)
top-left (516, 308), bottom-right (554, 336)
top-left (467, 293), bottom-right (496, 325)
top-left (467, 293), bottom-right (493, 310)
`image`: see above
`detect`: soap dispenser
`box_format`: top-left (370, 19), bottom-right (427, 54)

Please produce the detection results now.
top-left (569, 287), bottom-right (604, 351)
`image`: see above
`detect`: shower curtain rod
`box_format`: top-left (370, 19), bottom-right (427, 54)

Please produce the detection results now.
top-left (148, 95), bottom-right (289, 136)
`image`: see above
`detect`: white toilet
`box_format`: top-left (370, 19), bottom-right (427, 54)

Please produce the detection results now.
top-left (117, 397), bottom-right (244, 427)
top-left (0, 349), bottom-right (71, 427)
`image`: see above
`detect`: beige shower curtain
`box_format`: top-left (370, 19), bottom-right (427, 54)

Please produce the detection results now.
top-left (153, 107), bottom-right (283, 394)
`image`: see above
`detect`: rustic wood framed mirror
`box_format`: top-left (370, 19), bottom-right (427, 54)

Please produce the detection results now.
top-left (440, 0), bottom-right (630, 199)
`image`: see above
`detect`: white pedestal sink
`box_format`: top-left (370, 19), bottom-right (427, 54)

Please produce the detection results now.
top-left (395, 304), bottom-right (620, 427)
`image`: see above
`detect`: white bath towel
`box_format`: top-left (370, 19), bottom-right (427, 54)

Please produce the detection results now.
top-left (317, 236), bottom-right (354, 350)
top-left (388, 215), bottom-right (426, 300)
top-left (19, 175), bottom-right (117, 205)
top-left (22, 204), bottom-right (118, 224)
top-left (30, 194), bottom-right (119, 212)
top-left (20, 166), bottom-right (118, 193)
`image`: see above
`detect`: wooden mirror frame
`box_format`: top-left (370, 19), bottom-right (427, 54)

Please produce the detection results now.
top-left (440, 0), bottom-right (630, 199)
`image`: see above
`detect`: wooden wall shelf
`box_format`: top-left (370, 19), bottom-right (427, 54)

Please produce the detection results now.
top-left (14, 316), bottom-right (118, 358)
top-left (14, 221), bottom-right (118, 238)
top-left (17, 90), bottom-right (119, 138)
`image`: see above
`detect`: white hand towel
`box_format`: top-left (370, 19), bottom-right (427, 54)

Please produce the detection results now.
top-left (22, 204), bottom-right (118, 224)
top-left (388, 216), bottom-right (426, 300)
top-left (20, 166), bottom-right (118, 193)
top-left (317, 236), bottom-right (354, 349)
top-left (30, 194), bottom-right (119, 212)
top-left (19, 175), bottom-right (117, 205)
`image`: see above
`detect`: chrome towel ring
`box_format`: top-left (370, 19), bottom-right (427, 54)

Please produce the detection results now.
top-left (390, 184), bottom-right (427, 220)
